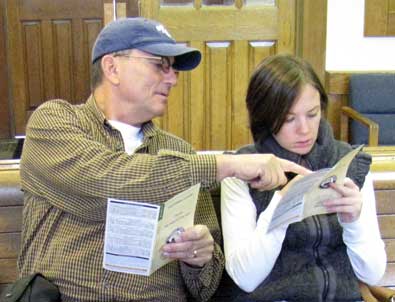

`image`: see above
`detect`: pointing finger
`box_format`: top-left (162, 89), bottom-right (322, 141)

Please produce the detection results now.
top-left (279, 158), bottom-right (311, 176)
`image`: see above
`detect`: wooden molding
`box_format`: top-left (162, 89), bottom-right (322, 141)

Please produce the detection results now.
top-left (104, 2), bottom-right (127, 25)
top-left (364, 0), bottom-right (395, 36)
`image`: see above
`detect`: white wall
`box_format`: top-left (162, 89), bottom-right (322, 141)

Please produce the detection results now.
top-left (326, 0), bottom-right (395, 71)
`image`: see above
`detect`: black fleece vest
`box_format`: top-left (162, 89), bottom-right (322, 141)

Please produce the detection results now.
top-left (235, 120), bottom-right (372, 302)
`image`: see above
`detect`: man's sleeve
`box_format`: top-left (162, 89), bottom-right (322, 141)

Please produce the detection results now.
top-left (179, 190), bottom-right (225, 302)
top-left (20, 100), bottom-right (217, 220)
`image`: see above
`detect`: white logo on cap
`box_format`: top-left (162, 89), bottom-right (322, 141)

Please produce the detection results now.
top-left (156, 25), bottom-right (172, 39)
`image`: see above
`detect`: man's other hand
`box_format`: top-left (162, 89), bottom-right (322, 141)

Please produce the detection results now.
top-left (161, 225), bottom-right (214, 267)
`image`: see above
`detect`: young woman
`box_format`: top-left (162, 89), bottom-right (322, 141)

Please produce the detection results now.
top-left (221, 54), bottom-right (386, 302)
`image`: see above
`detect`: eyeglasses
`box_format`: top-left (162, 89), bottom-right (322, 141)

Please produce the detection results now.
top-left (114, 54), bottom-right (175, 74)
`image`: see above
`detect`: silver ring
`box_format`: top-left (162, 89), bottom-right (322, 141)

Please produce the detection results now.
top-left (193, 250), bottom-right (197, 258)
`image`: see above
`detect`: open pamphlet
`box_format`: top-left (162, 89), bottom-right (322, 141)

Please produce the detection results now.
top-left (268, 146), bottom-right (363, 231)
top-left (103, 183), bottom-right (201, 276)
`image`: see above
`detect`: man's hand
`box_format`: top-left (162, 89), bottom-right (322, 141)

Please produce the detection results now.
top-left (279, 174), bottom-right (304, 197)
top-left (161, 225), bottom-right (214, 267)
top-left (216, 154), bottom-right (311, 190)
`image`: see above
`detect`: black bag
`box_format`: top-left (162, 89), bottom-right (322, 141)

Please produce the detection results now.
top-left (1, 273), bottom-right (60, 302)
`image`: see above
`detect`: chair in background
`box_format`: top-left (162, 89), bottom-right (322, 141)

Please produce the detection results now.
top-left (340, 73), bottom-right (395, 146)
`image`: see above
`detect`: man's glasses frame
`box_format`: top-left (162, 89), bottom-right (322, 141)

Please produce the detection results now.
top-left (113, 54), bottom-right (175, 74)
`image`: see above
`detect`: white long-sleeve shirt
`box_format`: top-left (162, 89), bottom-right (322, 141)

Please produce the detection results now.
top-left (221, 172), bottom-right (386, 293)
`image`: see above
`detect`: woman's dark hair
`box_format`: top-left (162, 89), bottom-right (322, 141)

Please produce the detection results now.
top-left (246, 54), bottom-right (328, 143)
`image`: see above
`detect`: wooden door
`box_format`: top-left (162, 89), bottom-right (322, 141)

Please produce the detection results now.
top-left (140, 0), bottom-right (297, 150)
top-left (6, 0), bottom-right (104, 136)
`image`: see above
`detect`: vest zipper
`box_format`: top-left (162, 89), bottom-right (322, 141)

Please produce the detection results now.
top-left (304, 158), bottom-right (330, 301)
top-left (312, 215), bottom-right (330, 301)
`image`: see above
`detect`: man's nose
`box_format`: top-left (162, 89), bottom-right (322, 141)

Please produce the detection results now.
top-left (164, 68), bottom-right (178, 86)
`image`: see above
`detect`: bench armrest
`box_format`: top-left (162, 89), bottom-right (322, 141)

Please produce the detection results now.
top-left (340, 106), bottom-right (379, 146)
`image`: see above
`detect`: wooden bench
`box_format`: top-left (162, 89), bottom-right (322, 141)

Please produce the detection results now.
top-left (0, 160), bottom-right (22, 296)
top-left (1, 155), bottom-right (394, 298)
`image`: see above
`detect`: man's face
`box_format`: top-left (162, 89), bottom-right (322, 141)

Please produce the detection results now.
top-left (113, 49), bottom-right (178, 125)
top-left (273, 83), bottom-right (321, 155)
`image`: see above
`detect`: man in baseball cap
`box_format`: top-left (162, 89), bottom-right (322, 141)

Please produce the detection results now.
top-left (18, 17), bottom-right (310, 302)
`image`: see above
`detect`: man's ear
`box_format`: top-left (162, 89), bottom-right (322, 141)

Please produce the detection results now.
top-left (101, 55), bottom-right (120, 85)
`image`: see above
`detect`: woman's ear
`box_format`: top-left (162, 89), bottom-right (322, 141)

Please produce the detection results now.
top-left (101, 55), bottom-right (120, 85)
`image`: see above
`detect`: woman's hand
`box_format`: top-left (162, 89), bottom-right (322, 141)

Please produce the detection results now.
top-left (323, 177), bottom-right (363, 223)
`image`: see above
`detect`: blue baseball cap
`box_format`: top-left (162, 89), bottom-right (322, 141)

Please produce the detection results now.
top-left (92, 17), bottom-right (201, 71)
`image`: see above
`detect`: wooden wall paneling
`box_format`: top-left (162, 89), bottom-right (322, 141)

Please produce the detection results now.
top-left (277, 0), bottom-right (296, 54)
top-left (104, 0), bottom-right (127, 25)
top-left (0, 259), bottom-right (17, 284)
top-left (365, 0), bottom-right (388, 36)
top-left (72, 18), bottom-right (89, 103)
top-left (6, 0), bottom-right (103, 136)
top-left (231, 40), bottom-right (250, 150)
top-left (42, 20), bottom-right (57, 102)
top-left (0, 207), bottom-right (22, 233)
top-left (151, 6), bottom-right (278, 42)
top-left (206, 43), bottom-right (231, 150)
top-left (24, 22), bottom-right (44, 109)
top-left (126, 0), bottom-right (140, 18)
top-left (390, 0), bottom-right (395, 35)
top-left (86, 19), bottom-right (105, 94)
top-left (364, 0), bottom-right (395, 36)
top-left (163, 68), bottom-right (188, 139)
top-left (0, 0), bottom-right (11, 138)
top-left (386, 239), bottom-right (395, 262)
top-left (0, 233), bottom-right (20, 258)
top-left (249, 42), bottom-right (276, 72)
top-left (140, 1), bottom-right (298, 150)
top-left (103, 0), bottom-right (134, 20)
top-left (378, 215), bottom-right (395, 239)
top-left (6, 0), bottom-right (28, 135)
top-left (189, 41), bottom-right (206, 150)
top-left (376, 190), bottom-right (395, 214)
top-left (376, 185), bottom-right (395, 287)
top-left (296, 0), bottom-right (327, 83)
top-left (3, 0), bottom-right (328, 143)
top-left (54, 21), bottom-right (74, 102)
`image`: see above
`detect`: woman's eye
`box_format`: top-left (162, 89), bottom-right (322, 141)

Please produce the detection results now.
top-left (284, 116), bottom-right (294, 123)
top-left (308, 112), bottom-right (319, 118)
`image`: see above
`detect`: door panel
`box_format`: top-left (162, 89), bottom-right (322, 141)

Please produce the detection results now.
top-left (6, 0), bottom-right (103, 135)
top-left (141, 0), bottom-right (295, 150)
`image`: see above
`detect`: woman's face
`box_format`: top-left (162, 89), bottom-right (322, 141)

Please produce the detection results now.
top-left (273, 83), bottom-right (321, 155)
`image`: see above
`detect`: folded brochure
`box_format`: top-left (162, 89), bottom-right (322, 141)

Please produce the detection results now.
top-left (268, 146), bottom-right (363, 231)
top-left (103, 183), bottom-right (201, 276)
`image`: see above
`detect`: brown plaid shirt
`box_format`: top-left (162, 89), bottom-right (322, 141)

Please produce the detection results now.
top-left (18, 96), bottom-right (224, 302)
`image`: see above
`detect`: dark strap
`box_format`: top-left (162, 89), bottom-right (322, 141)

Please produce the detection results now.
top-left (1, 273), bottom-right (60, 302)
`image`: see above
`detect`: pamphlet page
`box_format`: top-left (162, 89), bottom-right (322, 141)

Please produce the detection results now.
top-left (268, 146), bottom-right (363, 231)
top-left (103, 183), bottom-right (201, 276)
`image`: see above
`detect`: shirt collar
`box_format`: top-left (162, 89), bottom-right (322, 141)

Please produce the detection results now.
top-left (86, 94), bottom-right (159, 139)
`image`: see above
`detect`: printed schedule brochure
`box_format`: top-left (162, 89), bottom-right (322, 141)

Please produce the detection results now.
top-left (268, 146), bottom-right (363, 231)
top-left (103, 183), bottom-right (201, 276)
